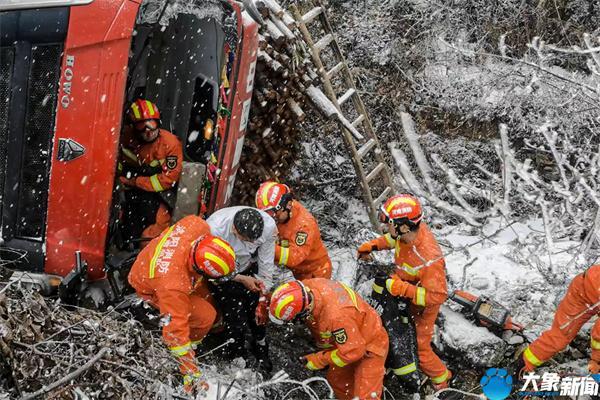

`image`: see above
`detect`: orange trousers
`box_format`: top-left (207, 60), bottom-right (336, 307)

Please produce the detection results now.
top-left (327, 351), bottom-right (387, 400)
top-left (295, 261), bottom-right (332, 281)
top-left (526, 274), bottom-right (600, 369)
top-left (141, 290), bottom-right (217, 344)
top-left (414, 305), bottom-right (450, 384)
top-left (140, 203), bottom-right (171, 247)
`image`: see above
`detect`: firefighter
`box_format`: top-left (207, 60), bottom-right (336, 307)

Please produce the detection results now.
top-left (516, 264), bottom-right (600, 374)
top-left (128, 215), bottom-right (236, 394)
top-left (269, 279), bottom-right (389, 400)
top-left (255, 181), bottom-right (332, 280)
top-left (357, 194), bottom-right (451, 391)
top-left (119, 99), bottom-right (183, 246)
top-left (206, 206), bottom-right (278, 371)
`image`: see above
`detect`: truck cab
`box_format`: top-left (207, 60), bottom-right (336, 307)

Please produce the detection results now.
top-left (0, 0), bottom-right (258, 297)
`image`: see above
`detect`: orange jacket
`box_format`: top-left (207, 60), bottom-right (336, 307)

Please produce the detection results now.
top-left (365, 223), bottom-right (447, 308)
top-left (119, 127), bottom-right (183, 193)
top-left (128, 215), bottom-right (212, 356)
top-left (582, 264), bottom-right (600, 305)
top-left (305, 278), bottom-right (388, 368)
top-left (275, 201), bottom-right (331, 275)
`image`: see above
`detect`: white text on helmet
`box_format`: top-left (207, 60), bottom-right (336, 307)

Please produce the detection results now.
top-left (392, 207), bottom-right (413, 216)
top-left (281, 306), bottom-right (294, 321)
top-left (202, 260), bottom-right (219, 277)
top-left (269, 186), bottom-right (281, 204)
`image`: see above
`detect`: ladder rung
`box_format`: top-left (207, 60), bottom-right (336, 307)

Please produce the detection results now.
top-left (352, 114), bottom-right (365, 127)
top-left (366, 163), bottom-right (384, 183)
top-left (357, 138), bottom-right (376, 159)
top-left (327, 62), bottom-right (344, 79)
top-left (315, 34), bottom-right (334, 52)
top-left (337, 88), bottom-right (355, 106)
top-left (302, 6), bottom-right (323, 25)
top-left (374, 186), bottom-right (392, 206)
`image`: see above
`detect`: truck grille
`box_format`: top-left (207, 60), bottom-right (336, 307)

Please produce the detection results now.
top-left (0, 47), bottom-right (12, 222)
top-left (16, 45), bottom-right (61, 239)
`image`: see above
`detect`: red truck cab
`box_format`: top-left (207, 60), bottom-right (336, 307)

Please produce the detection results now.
top-left (0, 0), bottom-right (258, 296)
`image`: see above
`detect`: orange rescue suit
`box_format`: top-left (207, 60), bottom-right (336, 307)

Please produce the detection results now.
top-left (523, 264), bottom-right (600, 371)
top-left (303, 278), bottom-right (389, 400)
top-left (274, 201), bottom-right (332, 280)
top-left (362, 223), bottom-right (450, 385)
top-left (128, 215), bottom-right (215, 381)
top-left (119, 127), bottom-right (183, 239)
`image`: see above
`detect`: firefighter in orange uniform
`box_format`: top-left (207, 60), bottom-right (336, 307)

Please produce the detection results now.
top-left (255, 182), bottom-right (332, 280)
top-left (516, 264), bottom-right (600, 374)
top-left (119, 99), bottom-right (183, 245)
top-left (357, 194), bottom-right (451, 390)
top-left (269, 279), bottom-right (389, 400)
top-left (128, 215), bottom-right (236, 394)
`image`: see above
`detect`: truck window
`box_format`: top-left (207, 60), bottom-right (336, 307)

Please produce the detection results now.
top-left (185, 76), bottom-right (216, 163)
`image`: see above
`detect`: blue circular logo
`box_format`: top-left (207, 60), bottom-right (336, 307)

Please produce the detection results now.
top-left (480, 368), bottom-right (513, 400)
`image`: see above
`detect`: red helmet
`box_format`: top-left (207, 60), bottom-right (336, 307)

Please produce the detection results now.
top-left (380, 194), bottom-right (423, 231)
top-left (255, 181), bottom-right (292, 213)
top-left (128, 99), bottom-right (161, 122)
top-left (190, 234), bottom-right (236, 280)
top-left (268, 281), bottom-right (310, 325)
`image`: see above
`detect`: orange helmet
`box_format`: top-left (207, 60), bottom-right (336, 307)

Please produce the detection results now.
top-left (190, 234), bottom-right (236, 281)
top-left (255, 181), bottom-right (292, 213)
top-left (268, 281), bottom-right (311, 325)
top-left (128, 99), bottom-right (161, 123)
top-left (380, 194), bottom-right (423, 232)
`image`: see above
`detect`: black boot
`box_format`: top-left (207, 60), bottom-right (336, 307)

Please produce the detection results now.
top-left (250, 338), bottom-right (273, 373)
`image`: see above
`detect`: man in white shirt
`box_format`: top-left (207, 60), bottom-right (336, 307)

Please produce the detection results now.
top-left (207, 206), bottom-right (278, 372)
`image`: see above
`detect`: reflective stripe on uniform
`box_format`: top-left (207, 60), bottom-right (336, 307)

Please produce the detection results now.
top-left (169, 341), bottom-right (192, 356)
top-left (183, 371), bottom-right (202, 385)
top-left (415, 287), bottom-right (426, 306)
top-left (431, 369), bottom-right (449, 384)
top-left (384, 233), bottom-right (395, 247)
top-left (150, 174), bottom-right (164, 191)
top-left (306, 360), bottom-right (320, 370)
top-left (340, 282), bottom-right (358, 309)
top-left (386, 279), bottom-right (395, 294)
top-left (275, 295), bottom-right (294, 319)
top-left (279, 247), bottom-right (290, 266)
top-left (320, 331), bottom-right (332, 339)
top-left (149, 226), bottom-right (175, 278)
top-left (330, 349), bottom-right (348, 367)
top-left (204, 252), bottom-right (230, 275)
top-left (523, 347), bottom-right (543, 367)
top-left (122, 147), bottom-right (138, 163)
top-left (372, 283), bottom-right (384, 294)
top-left (393, 362), bottom-right (417, 376)
top-left (592, 338), bottom-right (600, 350)
top-left (149, 159), bottom-right (160, 167)
top-left (402, 262), bottom-right (418, 276)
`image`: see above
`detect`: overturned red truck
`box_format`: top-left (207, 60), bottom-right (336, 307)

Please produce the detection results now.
top-left (0, 0), bottom-right (260, 303)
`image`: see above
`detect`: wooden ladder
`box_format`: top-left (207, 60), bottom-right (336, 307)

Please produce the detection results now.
top-left (290, 1), bottom-right (396, 231)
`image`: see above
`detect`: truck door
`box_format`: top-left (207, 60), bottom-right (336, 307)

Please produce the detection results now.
top-left (0, 8), bottom-right (69, 268)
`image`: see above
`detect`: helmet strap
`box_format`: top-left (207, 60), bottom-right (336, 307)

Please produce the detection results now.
top-left (190, 239), bottom-right (204, 276)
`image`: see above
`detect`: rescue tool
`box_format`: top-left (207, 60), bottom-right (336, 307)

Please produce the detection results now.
top-left (450, 290), bottom-right (524, 335)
